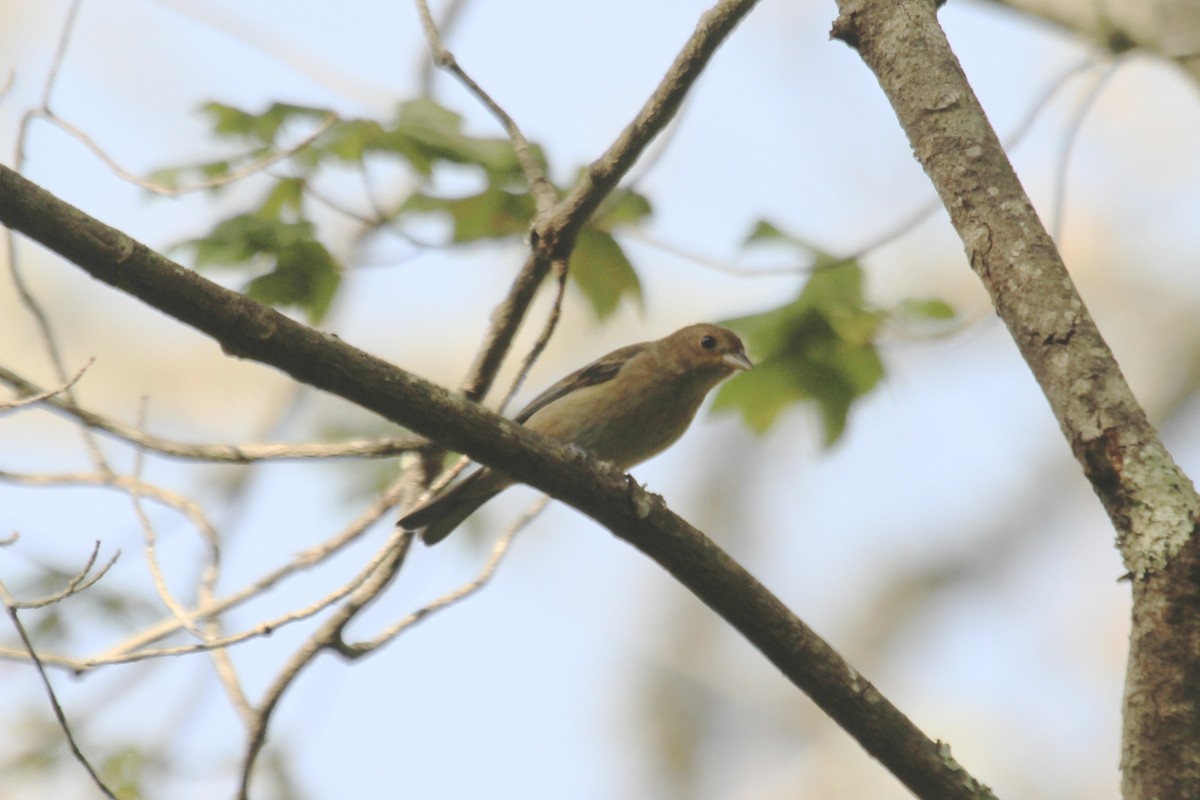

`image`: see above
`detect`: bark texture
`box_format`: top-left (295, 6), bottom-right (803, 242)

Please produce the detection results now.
top-left (831, 1), bottom-right (1200, 797)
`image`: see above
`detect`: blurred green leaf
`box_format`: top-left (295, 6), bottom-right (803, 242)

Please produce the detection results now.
top-left (161, 96), bottom-right (560, 318)
top-left (99, 745), bottom-right (151, 800)
top-left (183, 212), bottom-right (340, 322)
top-left (744, 219), bottom-right (787, 246)
top-left (395, 98), bottom-right (541, 180)
top-left (202, 101), bottom-right (331, 145)
top-left (592, 188), bottom-right (653, 229)
top-left (259, 177), bottom-right (305, 220)
top-left (401, 187), bottom-right (535, 242)
top-left (186, 214), bottom-right (307, 268)
top-left (570, 229), bottom-right (643, 319)
top-left (245, 239), bottom-right (341, 323)
top-left (714, 257), bottom-right (884, 444)
top-left (318, 118), bottom-right (389, 164)
top-left (898, 297), bottom-right (956, 321)
top-left (743, 218), bottom-right (822, 253)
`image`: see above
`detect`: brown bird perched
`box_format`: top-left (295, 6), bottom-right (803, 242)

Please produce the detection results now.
top-left (398, 323), bottom-right (752, 545)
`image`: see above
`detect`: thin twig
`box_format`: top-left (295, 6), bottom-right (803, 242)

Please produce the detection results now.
top-left (0, 580), bottom-right (118, 800)
top-left (0, 363), bottom-right (425, 461)
top-left (1049, 59), bottom-right (1120, 242)
top-left (0, 523), bottom-right (401, 670)
top-left (0, 470), bottom-right (220, 557)
top-left (236, 526), bottom-right (415, 800)
top-left (8, 541), bottom-right (121, 610)
top-left (0, 523), bottom-right (405, 671)
top-left (37, 109), bottom-right (337, 197)
top-left (417, 0), bottom-right (470, 95)
top-left (627, 54), bottom-right (1105, 280)
top-left (126, 404), bottom-right (207, 641)
top-left (347, 496), bottom-right (546, 654)
top-left (7, 0), bottom-right (110, 473)
top-left (0, 359), bottom-right (93, 411)
top-left (414, 0), bottom-right (555, 211)
top-left (0, 71), bottom-right (14, 105)
top-left (0, 475), bottom-right (418, 677)
top-left (495, 258), bottom-right (570, 415)
top-left (626, 230), bottom-right (817, 276)
top-left (96, 473), bottom-right (414, 661)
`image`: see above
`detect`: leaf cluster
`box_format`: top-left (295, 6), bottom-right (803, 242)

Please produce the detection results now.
top-left (715, 222), bottom-right (955, 444)
top-left (161, 103), bottom-right (955, 442)
top-left (161, 98), bottom-right (646, 322)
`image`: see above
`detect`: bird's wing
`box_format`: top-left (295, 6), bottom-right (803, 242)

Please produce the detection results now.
top-left (513, 342), bottom-right (646, 424)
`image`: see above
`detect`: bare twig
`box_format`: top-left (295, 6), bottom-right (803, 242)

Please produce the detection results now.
top-left (494, 258), bottom-right (570, 415)
top-left (128, 479), bottom-right (207, 640)
top-left (35, 109), bottom-right (337, 197)
top-left (7, 541), bottom-right (120, 610)
top-left (346, 496), bottom-right (546, 654)
top-left (7, 0), bottom-right (109, 472)
top-left (626, 54), bottom-right (1105, 282)
top-left (123, 397), bottom-right (256, 732)
top-left (1049, 59), bottom-right (1120, 242)
top-left (625, 230), bottom-right (818, 276)
top-left (0, 580), bottom-right (118, 800)
top-left (0, 470), bottom-right (220, 561)
top-left (94, 473), bottom-right (411, 664)
top-left (0, 359), bottom-right (93, 411)
top-left (0, 363), bottom-right (425, 461)
top-left (417, 0), bottom-right (470, 95)
top-left (236, 526), bottom-right (415, 800)
top-left (414, 0), bottom-right (555, 211)
top-left (0, 474), bottom-right (416, 677)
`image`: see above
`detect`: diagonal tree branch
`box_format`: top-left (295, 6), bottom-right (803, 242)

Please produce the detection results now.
top-left (831, 0), bottom-right (1198, 578)
top-left (831, 2), bottom-right (1200, 798)
top-left (0, 162), bottom-right (996, 800)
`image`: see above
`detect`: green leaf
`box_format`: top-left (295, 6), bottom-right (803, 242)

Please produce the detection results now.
top-left (897, 297), bottom-right (956, 321)
top-left (570, 229), bottom-right (643, 319)
top-left (744, 219), bottom-right (787, 246)
top-left (258, 177), bottom-right (306, 220)
top-left (711, 360), bottom-right (808, 434)
top-left (181, 212), bottom-right (340, 322)
top-left (400, 187), bottom-right (534, 242)
top-left (258, 178), bottom-right (307, 220)
top-left (395, 98), bottom-right (538, 180)
top-left (246, 239), bottom-right (340, 323)
top-left (743, 218), bottom-right (822, 253)
top-left (715, 259), bottom-right (884, 445)
top-left (185, 214), bottom-right (317, 269)
top-left (202, 101), bottom-right (331, 145)
top-left (99, 745), bottom-right (150, 800)
top-left (593, 188), bottom-right (653, 229)
top-left (319, 118), bottom-right (390, 164)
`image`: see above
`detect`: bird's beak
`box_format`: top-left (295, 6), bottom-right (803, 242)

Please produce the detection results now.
top-left (724, 351), bottom-right (753, 371)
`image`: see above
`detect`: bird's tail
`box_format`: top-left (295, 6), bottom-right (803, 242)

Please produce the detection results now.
top-left (397, 471), bottom-right (503, 545)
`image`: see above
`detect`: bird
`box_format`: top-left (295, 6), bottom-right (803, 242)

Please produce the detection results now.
top-left (398, 323), bottom-right (752, 545)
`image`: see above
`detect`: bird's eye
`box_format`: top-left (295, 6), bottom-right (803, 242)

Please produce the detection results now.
top-left (700, 335), bottom-right (717, 350)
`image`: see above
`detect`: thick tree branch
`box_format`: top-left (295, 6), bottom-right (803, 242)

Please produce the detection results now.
top-left (0, 163), bottom-right (995, 800)
top-left (831, 1), bottom-right (1200, 797)
top-left (832, 0), bottom-right (1198, 578)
